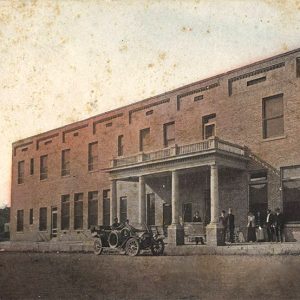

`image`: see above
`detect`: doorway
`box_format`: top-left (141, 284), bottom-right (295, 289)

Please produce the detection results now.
top-left (51, 207), bottom-right (58, 238)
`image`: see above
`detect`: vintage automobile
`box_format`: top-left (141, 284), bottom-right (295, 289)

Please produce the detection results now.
top-left (91, 223), bottom-right (165, 256)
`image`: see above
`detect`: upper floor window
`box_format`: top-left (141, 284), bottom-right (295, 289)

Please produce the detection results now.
top-left (88, 142), bottom-right (98, 171)
top-left (17, 209), bottom-right (24, 232)
top-left (262, 94), bottom-right (284, 139)
top-left (18, 161), bottom-right (25, 184)
top-left (282, 165), bottom-right (300, 222)
top-left (140, 128), bottom-right (150, 152)
top-left (163, 122), bottom-right (175, 147)
top-left (202, 114), bottom-right (216, 140)
top-left (30, 158), bottom-right (34, 175)
top-left (40, 155), bottom-right (48, 180)
top-left (118, 135), bottom-right (124, 156)
top-left (296, 57), bottom-right (300, 78)
top-left (61, 149), bottom-right (70, 176)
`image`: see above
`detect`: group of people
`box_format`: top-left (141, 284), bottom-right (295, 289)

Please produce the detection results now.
top-left (247, 208), bottom-right (284, 243)
top-left (218, 207), bottom-right (285, 244)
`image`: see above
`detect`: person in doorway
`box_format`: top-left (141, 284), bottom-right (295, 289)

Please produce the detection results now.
top-left (227, 208), bottom-right (235, 243)
top-left (274, 208), bottom-right (284, 243)
top-left (219, 210), bottom-right (227, 244)
top-left (193, 211), bottom-right (202, 222)
top-left (265, 209), bottom-right (274, 242)
top-left (256, 211), bottom-right (265, 242)
top-left (247, 212), bottom-right (256, 242)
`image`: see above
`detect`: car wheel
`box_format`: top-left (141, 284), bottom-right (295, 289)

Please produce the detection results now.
top-left (108, 231), bottom-right (119, 248)
top-left (94, 238), bottom-right (103, 255)
top-left (125, 238), bottom-right (140, 256)
top-left (151, 239), bottom-right (165, 256)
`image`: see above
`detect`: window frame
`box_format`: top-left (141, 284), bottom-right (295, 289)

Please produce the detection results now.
top-left (262, 94), bottom-right (284, 139)
top-left (163, 122), bottom-right (175, 148)
top-left (74, 193), bottom-right (83, 230)
top-left (40, 155), bottom-right (48, 180)
top-left (61, 149), bottom-right (71, 177)
top-left (88, 142), bottom-right (98, 172)
top-left (16, 209), bottom-right (24, 232)
top-left (39, 207), bottom-right (47, 231)
top-left (17, 160), bottom-right (25, 184)
top-left (61, 194), bottom-right (70, 230)
top-left (139, 128), bottom-right (150, 152)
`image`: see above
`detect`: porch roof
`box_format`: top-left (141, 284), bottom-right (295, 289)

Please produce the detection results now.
top-left (104, 137), bottom-right (249, 180)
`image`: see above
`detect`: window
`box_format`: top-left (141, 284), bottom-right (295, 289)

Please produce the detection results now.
top-left (247, 76), bottom-right (266, 86)
top-left (39, 207), bottom-right (47, 231)
top-left (74, 193), bottom-right (83, 230)
top-left (29, 208), bottom-right (33, 225)
top-left (249, 172), bottom-right (268, 218)
top-left (88, 142), bottom-right (98, 171)
top-left (282, 166), bottom-right (300, 222)
top-left (61, 149), bottom-right (70, 176)
top-left (163, 122), bottom-right (175, 147)
top-left (297, 57), bottom-right (300, 77)
top-left (18, 161), bottom-right (25, 184)
top-left (40, 155), bottom-right (48, 180)
top-left (88, 191), bottom-right (98, 228)
top-left (146, 193), bottom-right (155, 225)
top-left (182, 203), bottom-right (192, 222)
top-left (194, 95), bottom-right (203, 102)
top-left (120, 196), bottom-right (127, 223)
top-left (263, 94), bottom-right (284, 139)
top-left (17, 210), bottom-right (24, 232)
top-left (202, 114), bottom-right (216, 139)
top-left (61, 195), bottom-right (70, 230)
top-left (118, 135), bottom-right (124, 156)
top-left (139, 128), bottom-right (150, 152)
top-left (30, 158), bottom-right (34, 175)
top-left (103, 190), bottom-right (110, 226)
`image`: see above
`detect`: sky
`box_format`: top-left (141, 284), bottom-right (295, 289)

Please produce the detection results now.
top-left (1, 0), bottom-right (300, 208)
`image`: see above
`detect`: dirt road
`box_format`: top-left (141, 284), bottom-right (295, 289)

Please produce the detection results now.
top-left (0, 253), bottom-right (299, 299)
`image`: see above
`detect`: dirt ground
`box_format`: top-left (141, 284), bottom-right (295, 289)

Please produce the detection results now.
top-left (0, 252), bottom-right (299, 300)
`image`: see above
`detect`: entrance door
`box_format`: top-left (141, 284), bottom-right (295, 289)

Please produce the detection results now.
top-left (146, 193), bottom-right (155, 225)
top-left (51, 207), bottom-right (58, 238)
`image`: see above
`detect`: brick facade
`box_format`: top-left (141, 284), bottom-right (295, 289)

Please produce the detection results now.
top-left (11, 48), bottom-right (300, 242)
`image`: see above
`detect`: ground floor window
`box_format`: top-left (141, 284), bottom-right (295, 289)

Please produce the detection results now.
top-left (249, 172), bottom-right (268, 219)
top-left (146, 193), bottom-right (155, 225)
top-left (103, 190), bottom-right (110, 226)
top-left (61, 195), bottom-right (70, 230)
top-left (88, 191), bottom-right (98, 228)
top-left (74, 193), bottom-right (83, 230)
top-left (29, 208), bottom-right (33, 225)
top-left (182, 203), bottom-right (192, 222)
top-left (282, 166), bottom-right (300, 222)
top-left (17, 210), bottom-right (24, 232)
top-left (39, 207), bottom-right (47, 231)
top-left (120, 196), bottom-right (127, 223)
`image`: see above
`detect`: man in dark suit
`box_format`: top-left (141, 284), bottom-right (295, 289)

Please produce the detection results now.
top-left (274, 208), bottom-right (284, 242)
top-left (227, 208), bottom-right (235, 243)
top-left (265, 209), bottom-right (274, 242)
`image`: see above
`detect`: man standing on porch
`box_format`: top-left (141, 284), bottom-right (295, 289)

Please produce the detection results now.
top-left (219, 210), bottom-right (227, 244)
top-left (227, 208), bottom-right (235, 243)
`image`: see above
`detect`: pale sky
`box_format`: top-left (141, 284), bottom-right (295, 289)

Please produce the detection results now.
top-left (1, 0), bottom-right (300, 207)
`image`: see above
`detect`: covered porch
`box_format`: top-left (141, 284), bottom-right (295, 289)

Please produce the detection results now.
top-left (105, 137), bottom-right (249, 246)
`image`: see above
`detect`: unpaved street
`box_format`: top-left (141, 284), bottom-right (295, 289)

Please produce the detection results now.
top-left (0, 253), bottom-right (299, 299)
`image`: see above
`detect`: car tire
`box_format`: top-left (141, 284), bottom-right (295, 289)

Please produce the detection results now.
top-left (151, 239), bottom-right (165, 256)
top-left (125, 238), bottom-right (140, 256)
top-left (94, 238), bottom-right (103, 255)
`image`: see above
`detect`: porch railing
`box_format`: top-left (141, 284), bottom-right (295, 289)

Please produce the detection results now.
top-left (111, 137), bottom-right (245, 168)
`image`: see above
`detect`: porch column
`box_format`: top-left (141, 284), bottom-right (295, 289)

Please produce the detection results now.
top-left (110, 179), bottom-right (117, 225)
top-left (210, 164), bottom-right (219, 224)
top-left (138, 176), bottom-right (146, 225)
top-left (206, 163), bottom-right (224, 246)
top-left (168, 170), bottom-right (184, 245)
top-left (171, 170), bottom-right (179, 224)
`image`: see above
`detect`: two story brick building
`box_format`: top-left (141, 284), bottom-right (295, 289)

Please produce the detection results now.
top-left (11, 48), bottom-right (300, 245)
